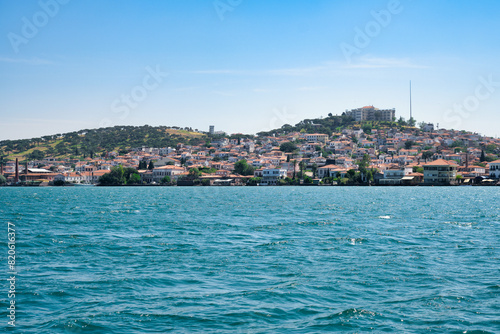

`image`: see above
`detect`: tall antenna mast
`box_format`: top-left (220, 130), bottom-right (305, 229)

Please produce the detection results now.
top-left (409, 80), bottom-right (413, 121)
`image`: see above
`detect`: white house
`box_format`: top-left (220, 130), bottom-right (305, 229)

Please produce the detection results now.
top-left (54, 172), bottom-right (84, 183)
top-left (305, 133), bottom-right (329, 143)
top-left (261, 168), bottom-right (287, 185)
top-left (318, 164), bottom-right (338, 178)
top-left (379, 166), bottom-right (413, 185)
top-left (489, 160), bottom-right (500, 178)
top-left (141, 165), bottom-right (186, 183)
top-left (159, 147), bottom-right (175, 155)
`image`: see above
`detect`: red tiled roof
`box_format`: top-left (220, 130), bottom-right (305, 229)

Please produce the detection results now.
top-left (423, 159), bottom-right (458, 167)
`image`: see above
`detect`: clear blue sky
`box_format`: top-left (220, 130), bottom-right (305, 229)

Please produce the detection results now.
top-left (1, 0), bottom-right (500, 140)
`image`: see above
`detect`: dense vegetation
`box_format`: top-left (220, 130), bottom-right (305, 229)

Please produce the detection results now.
top-left (0, 125), bottom-right (207, 160)
top-left (98, 166), bottom-right (141, 186)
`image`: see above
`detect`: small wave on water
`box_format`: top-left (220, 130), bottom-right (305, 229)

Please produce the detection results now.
top-left (316, 308), bottom-right (378, 321)
top-left (444, 221), bottom-right (475, 228)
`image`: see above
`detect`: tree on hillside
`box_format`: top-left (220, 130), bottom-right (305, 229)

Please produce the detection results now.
top-left (148, 161), bottom-right (155, 170)
top-left (124, 167), bottom-right (140, 183)
top-left (280, 142), bottom-right (297, 153)
top-left (422, 151), bottom-right (434, 161)
top-left (312, 163), bottom-right (318, 178)
top-left (480, 150), bottom-right (486, 162)
top-left (404, 141), bottom-right (416, 150)
top-left (397, 117), bottom-right (407, 126)
top-left (484, 144), bottom-right (497, 154)
top-left (366, 169), bottom-right (374, 183)
top-left (98, 166), bottom-right (126, 186)
top-left (234, 160), bottom-right (255, 176)
top-left (98, 166), bottom-right (141, 185)
top-left (188, 168), bottom-right (202, 178)
top-left (299, 161), bottom-right (306, 179)
top-left (413, 166), bottom-right (424, 174)
top-left (346, 169), bottom-right (356, 182)
top-left (128, 173), bottom-right (141, 184)
top-left (357, 154), bottom-right (371, 183)
top-left (362, 123), bottom-right (372, 134)
top-left (27, 149), bottom-right (45, 161)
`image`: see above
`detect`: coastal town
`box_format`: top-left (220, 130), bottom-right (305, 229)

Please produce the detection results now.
top-left (1, 106), bottom-right (500, 187)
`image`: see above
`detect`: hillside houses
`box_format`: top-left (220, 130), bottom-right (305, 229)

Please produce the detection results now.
top-left (2, 122), bottom-right (499, 186)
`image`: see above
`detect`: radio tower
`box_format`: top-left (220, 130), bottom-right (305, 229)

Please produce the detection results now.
top-left (409, 80), bottom-right (413, 121)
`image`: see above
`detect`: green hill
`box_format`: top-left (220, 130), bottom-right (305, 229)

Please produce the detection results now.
top-left (256, 113), bottom-right (415, 137)
top-left (0, 125), bottom-right (207, 161)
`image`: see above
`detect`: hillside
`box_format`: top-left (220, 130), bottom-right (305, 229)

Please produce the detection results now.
top-left (1, 114), bottom-right (497, 164)
top-left (256, 113), bottom-right (417, 137)
top-left (0, 125), bottom-right (207, 161)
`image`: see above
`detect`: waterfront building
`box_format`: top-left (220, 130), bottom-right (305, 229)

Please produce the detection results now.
top-left (317, 164), bottom-right (338, 178)
top-left (423, 159), bottom-right (458, 184)
top-left (261, 168), bottom-right (287, 185)
top-left (489, 160), bottom-right (500, 178)
top-left (379, 166), bottom-right (413, 185)
top-left (141, 165), bottom-right (186, 183)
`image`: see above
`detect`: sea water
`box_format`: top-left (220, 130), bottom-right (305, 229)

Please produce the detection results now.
top-left (1, 187), bottom-right (499, 333)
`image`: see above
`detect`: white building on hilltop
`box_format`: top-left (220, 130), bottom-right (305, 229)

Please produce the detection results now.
top-left (345, 106), bottom-right (395, 122)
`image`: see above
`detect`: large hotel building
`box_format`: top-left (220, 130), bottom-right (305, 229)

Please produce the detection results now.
top-left (345, 106), bottom-right (396, 122)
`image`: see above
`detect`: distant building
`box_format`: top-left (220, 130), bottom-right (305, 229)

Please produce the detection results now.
top-left (423, 123), bottom-right (434, 132)
top-left (345, 106), bottom-right (395, 122)
top-left (305, 133), bottom-right (329, 143)
top-left (154, 156), bottom-right (181, 167)
top-left (209, 125), bottom-right (215, 135)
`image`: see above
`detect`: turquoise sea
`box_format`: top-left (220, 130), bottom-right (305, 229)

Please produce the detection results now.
top-left (1, 187), bottom-right (499, 333)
